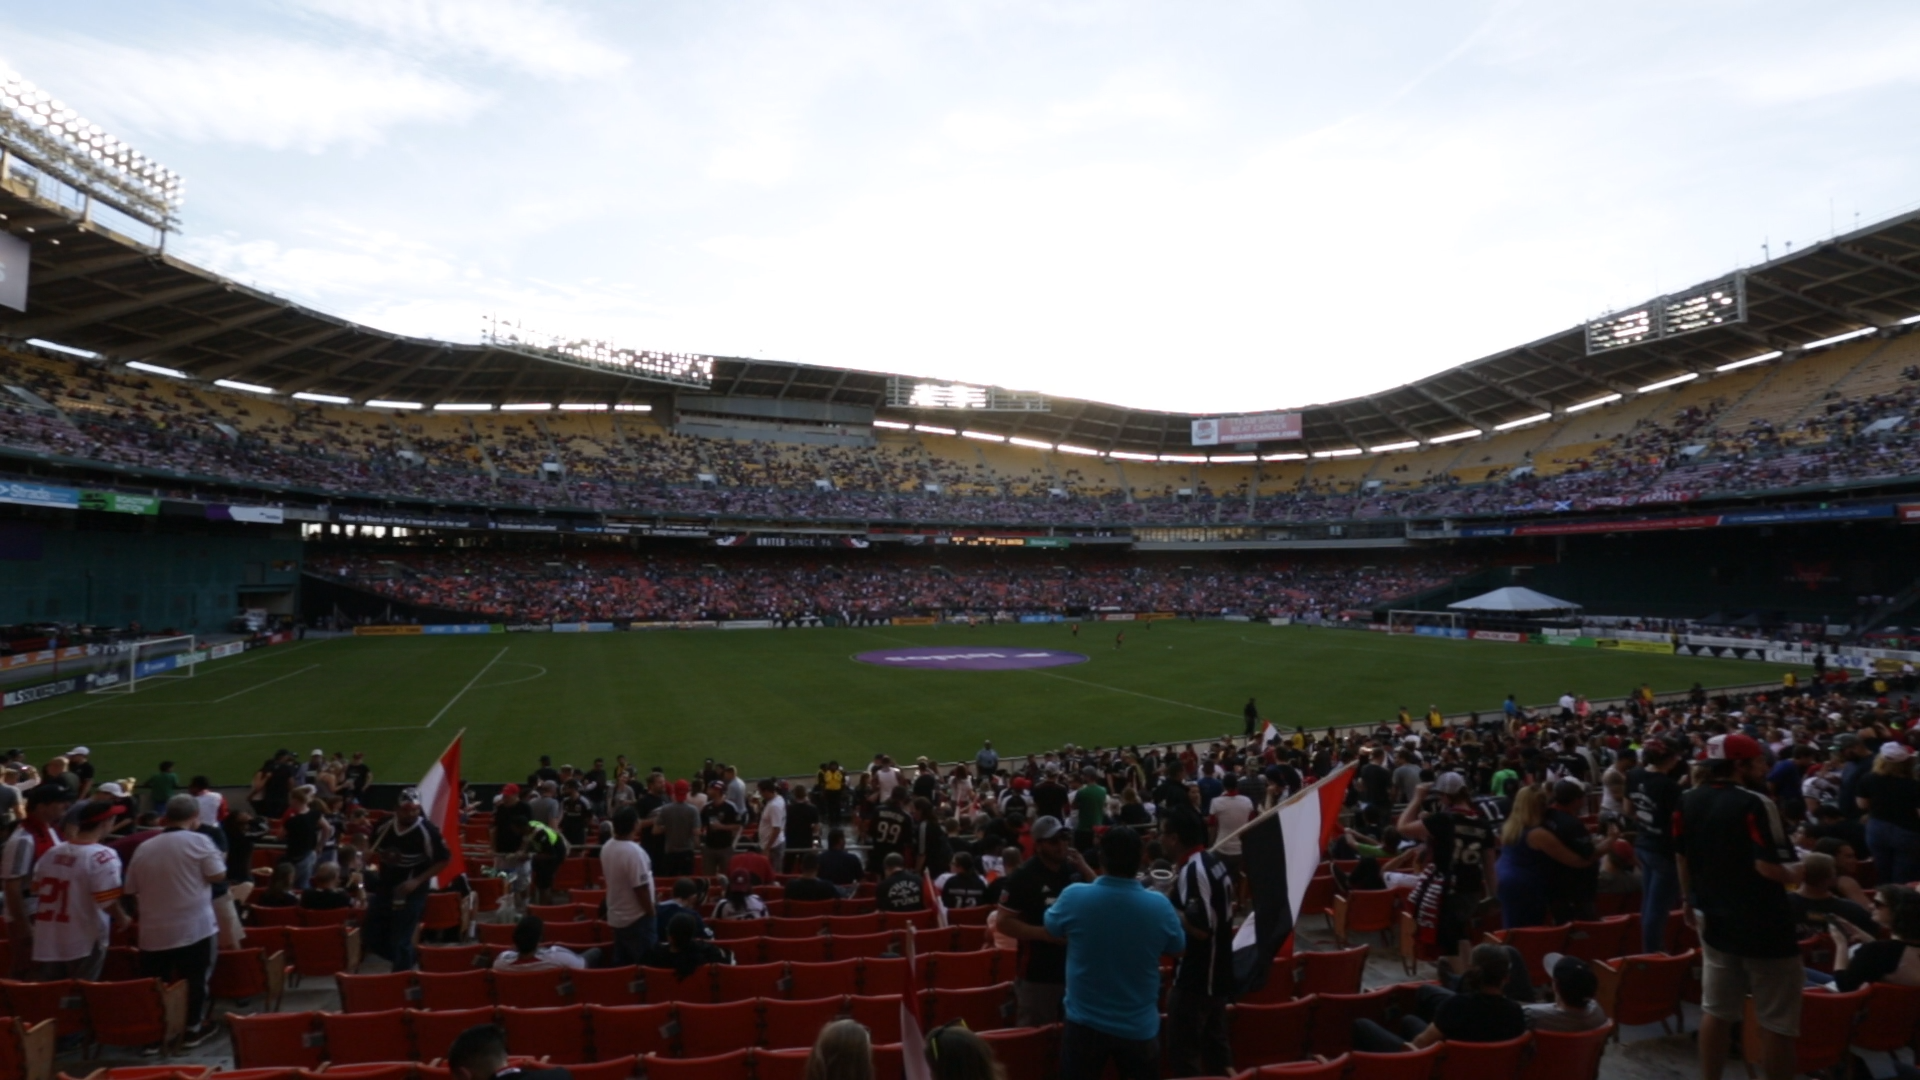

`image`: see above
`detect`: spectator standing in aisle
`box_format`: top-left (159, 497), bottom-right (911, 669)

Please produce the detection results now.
top-left (1626, 736), bottom-right (1685, 953)
top-left (1044, 825), bottom-right (1184, 1080)
top-left (1677, 733), bottom-right (1803, 1080)
top-left (124, 795), bottom-right (226, 1046)
top-left (1161, 811), bottom-right (1234, 1077)
top-left (997, 815), bottom-right (1093, 1026)
top-left (759, 779), bottom-right (788, 872)
top-left (977, 740), bottom-right (1000, 780)
top-left (30, 800), bottom-right (126, 981)
top-left (602, 806), bottom-right (657, 965)
top-left (2, 785), bottom-right (76, 977)
top-left (364, 788), bottom-right (451, 972)
top-left (648, 779), bottom-right (701, 877)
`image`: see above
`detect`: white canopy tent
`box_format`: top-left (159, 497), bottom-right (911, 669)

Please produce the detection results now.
top-left (1446, 586), bottom-right (1583, 613)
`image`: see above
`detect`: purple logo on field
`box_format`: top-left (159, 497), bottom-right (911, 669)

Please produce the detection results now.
top-left (855, 646), bottom-right (1089, 671)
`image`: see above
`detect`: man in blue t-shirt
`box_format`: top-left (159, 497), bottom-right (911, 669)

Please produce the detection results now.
top-left (1044, 825), bottom-right (1185, 1080)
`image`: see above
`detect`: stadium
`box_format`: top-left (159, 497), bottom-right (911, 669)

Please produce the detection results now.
top-left (0, 14), bottom-right (1917, 1080)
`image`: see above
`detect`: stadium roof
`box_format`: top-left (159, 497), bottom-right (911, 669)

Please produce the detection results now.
top-left (3, 175), bottom-right (1920, 456)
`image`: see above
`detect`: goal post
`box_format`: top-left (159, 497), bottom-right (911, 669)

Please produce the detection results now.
top-left (87, 634), bottom-right (202, 694)
top-left (1386, 609), bottom-right (1464, 634)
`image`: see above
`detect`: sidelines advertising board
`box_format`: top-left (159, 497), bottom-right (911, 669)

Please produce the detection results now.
top-left (1190, 412), bottom-right (1303, 446)
top-left (420, 624), bottom-right (497, 635)
top-left (1595, 639), bottom-right (1673, 655)
top-left (1902, 504), bottom-right (1920, 524)
top-left (1468, 630), bottom-right (1526, 643)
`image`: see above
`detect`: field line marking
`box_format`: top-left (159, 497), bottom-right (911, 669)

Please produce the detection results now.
top-left (473, 662), bottom-right (547, 690)
top-left (206, 664), bottom-right (322, 703)
top-left (427, 646), bottom-right (509, 728)
top-left (0, 696), bottom-right (109, 729)
top-left (1020, 668), bottom-right (1240, 719)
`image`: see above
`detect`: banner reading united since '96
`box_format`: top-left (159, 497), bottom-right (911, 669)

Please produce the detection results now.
top-left (1191, 411), bottom-right (1303, 446)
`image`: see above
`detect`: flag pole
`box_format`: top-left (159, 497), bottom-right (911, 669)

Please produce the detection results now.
top-left (430, 728), bottom-right (467, 768)
top-left (1208, 761), bottom-right (1353, 854)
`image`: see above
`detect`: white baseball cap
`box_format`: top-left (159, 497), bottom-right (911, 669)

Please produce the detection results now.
top-left (67, 746), bottom-right (90, 757)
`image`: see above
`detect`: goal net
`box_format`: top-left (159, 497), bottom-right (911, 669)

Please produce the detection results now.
top-left (1386, 610), bottom-right (1465, 635)
top-left (87, 635), bottom-right (202, 694)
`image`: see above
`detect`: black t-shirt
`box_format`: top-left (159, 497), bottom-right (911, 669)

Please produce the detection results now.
top-left (283, 808), bottom-right (322, 862)
top-left (917, 821), bottom-right (952, 874)
top-left (1425, 807), bottom-right (1493, 896)
top-left (999, 858), bottom-right (1080, 983)
top-left (1150, 779), bottom-right (1188, 817)
top-left (819, 849), bottom-right (863, 885)
top-left (878, 870), bottom-right (925, 913)
top-left (1033, 782), bottom-right (1069, 822)
top-left (345, 763), bottom-right (372, 794)
top-left (493, 801), bottom-right (533, 853)
top-left (1433, 992), bottom-right (1528, 1042)
top-left (1626, 767), bottom-right (1683, 856)
top-left (1677, 781), bottom-right (1798, 958)
top-left (371, 819), bottom-right (451, 892)
top-left (559, 796), bottom-right (592, 846)
top-left (1834, 939), bottom-right (1920, 992)
top-left (786, 876), bottom-right (841, 902)
top-left (870, 806), bottom-right (911, 864)
top-left (1788, 893), bottom-right (1873, 938)
top-left (1359, 763), bottom-right (1391, 805)
top-left (301, 888), bottom-right (353, 910)
top-left (264, 762), bottom-right (296, 802)
top-left (1543, 808), bottom-right (1596, 905)
top-left (941, 872), bottom-right (987, 908)
top-left (702, 802), bottom-right (740, 850)
top-left (787, 803), bottom-right (819, 850)
top-left (1858, 773), bottom-right (1920, 832)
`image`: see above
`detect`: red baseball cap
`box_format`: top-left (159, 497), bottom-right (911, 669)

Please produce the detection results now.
top-left (1700, 733), bottom-right (1764, 761)
top-left (672, 779), bottom-right (691, 801)
top-left (500, 783), bottom-right (521, 797)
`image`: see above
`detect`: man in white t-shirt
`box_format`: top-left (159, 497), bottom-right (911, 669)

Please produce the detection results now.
top-left (125, 795), bottom-right (226, 1046)
top-left (492, 913), bottom-right (599, 971)
top-left (187, 776), bottom-right (226, 827)
top-left (1207, 775), bottom-right (1256, 906)
top-left (31, 800), bottom-right (127, 980)
top-left (757, 779), bottom-right (787, 873)
top-left (599, 806), bottom-right (656, 966)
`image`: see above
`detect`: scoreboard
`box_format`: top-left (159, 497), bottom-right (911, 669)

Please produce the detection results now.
top-left (1586, 275), bottom-right (1745, 355)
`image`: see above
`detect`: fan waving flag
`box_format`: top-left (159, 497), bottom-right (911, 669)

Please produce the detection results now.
top-left (417, 730), bottom-right (466, 887)
top-left (1259, 720), bottom-right (1279, 752)
top-left (1223, 763), bottom-right (1353, 996)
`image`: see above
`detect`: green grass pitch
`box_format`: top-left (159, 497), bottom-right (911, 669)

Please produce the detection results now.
top-left (2, 623), bottom-right (1795, 786)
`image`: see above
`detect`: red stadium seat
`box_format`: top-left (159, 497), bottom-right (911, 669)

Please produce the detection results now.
top-left (1743, 987), bottom-right (1868, 1077)
top-left (1854, 982), bottom-right (1920, 1055)
top-left (924, 950), bottom-right (999, 990)
top-left (572, 965), bottom-right (645, 1006)
top-left (767, 917), bottom-right (830, 939)
top-left (640, 966), bottom-right (714, 1005)
top-left (416, 945), bottom-right (489, 973)
top-left (415, 969), bottom-right (494, 1011)
top-left (824, 914), bottom-right (884, 936)
top-left (335, 971), bottom-right (416, 1013)
top-left (1329, 890), bottom-right (1400, 947)
top-left (831, 932), bottom-right (898, 961)
top-left (750, 1047), bottom-right (812, 1080)
top-left (639, 1050), bottom-right (749, 1080)
top-left (1309, 986), bottom-right (1405, 1058)
top-left (1229, 997), bottom-right (1315, 1067)
top-left (1561, 917), bottom-right (1632, 968)
top-left (788, 960), bottom-right (861, 999)
top-left (860, 957), bottom-right (910, 996)
top-left (79, 979), bottom-right (189, 1054)
top-left (407, 1008), bottom-right (497, 1063)
top-left (924, 983), bottom-right (1014, 1032)
top-left (1297, 946), bottom-right (1369, 996)
top-left (1519, 1023), bottom-right (1613, 1080)
top-left (0, 979), bottom-right (86, 1038)
top-left (847, 995), bottom-right (904, 1045)
top-left (1254, 1054), bottom-right (1351, 1079)
top-left (714, 962), bottom-right (788, 1002)
top-left (975, 1025), bottom-right (1059, 1080)
top-left (549, 1057), bottom-right (635, 1080)
top-left (320, 1009), bottom-right (413, 1065)
top-left (285, 926), bottom-right (361, 981)
top-left (1348, 1042), bottom-right (1442, 1080)
top-left (762, 996), bottom-right (847, 1050)
top-left (227, 1012), bottom-right (325, 1070)
top-left (585, 1003), bottom-right (676, 1060)
top-left (212, 948), bottom-right (288, 1012)
top-left (493, 967), bottom-right (570, 1008)
top-left (1592, 951), bottom-right (1695, 1039)
top-left (498, 1005), bottom-right (588, 1061)
top-left (1436, 1033), bottom-right (1531, 1080)
top-left (677, 999), bottom-right (761, 1057)
top-left (762, 936), bottom-right (833, 965)
top-left (1486, 925), bottom-right (1567, 988)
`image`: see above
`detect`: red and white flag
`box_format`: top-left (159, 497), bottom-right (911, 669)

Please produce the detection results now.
top-left (1223, 763), bottom-right (1353, 995)
top-left (418, 731), bottom-right (466, 887)
top-left (924, 870), bottom-right (948, 929)
top-left (901, 925), bottom-right (933, 1080)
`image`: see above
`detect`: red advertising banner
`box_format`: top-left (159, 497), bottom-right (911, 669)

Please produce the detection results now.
top-left (1512, 514), bottom-right (1722, 537)
top-left (1900, 504), bottom-right (1920, 524)
top-left (1191, 412), bottom-right (1304, 446)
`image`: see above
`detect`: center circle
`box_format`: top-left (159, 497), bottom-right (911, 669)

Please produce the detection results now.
top-left (854, 646), bottom-right (1090, 671)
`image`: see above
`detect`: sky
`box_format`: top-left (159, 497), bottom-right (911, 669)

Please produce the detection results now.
top-left (4, 1), bottom-right (1919, 414)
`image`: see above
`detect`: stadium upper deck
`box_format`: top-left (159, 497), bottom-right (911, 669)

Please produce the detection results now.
top-left (1, 155), bottom-right (1920, 527)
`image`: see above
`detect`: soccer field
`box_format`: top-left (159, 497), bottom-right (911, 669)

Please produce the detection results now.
top-left (2, 623), bottom-right (1792, 786)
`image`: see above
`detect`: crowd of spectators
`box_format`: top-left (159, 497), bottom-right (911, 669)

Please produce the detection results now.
top-left (2, 350), bottom-right (1917, 529)
top-left (309, 549), bottom-right (1473, 624)
top-left (1, 650), bottom-right (1916, 1075)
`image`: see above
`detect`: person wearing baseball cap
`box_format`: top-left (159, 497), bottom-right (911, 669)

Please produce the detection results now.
top-left (30, 799), bottom-right (126, 981)
top-left (1525, 954), bottom-right (1607, 1032)
top-left (364, 787), bottom-right (452, 972)
top-left (1627, 734), bottom-right (1688, 953)
top-left (1858, 741), bottom-right (1920, 886)
top-left (996, 814), bottom-right (1093, 1027)
top-left (1394, 771), bottom-right (1497, 962)
top-left (1677, 731), bottom-right (1804, 1080)
top-left (64, 747), bottom-right (95, 797)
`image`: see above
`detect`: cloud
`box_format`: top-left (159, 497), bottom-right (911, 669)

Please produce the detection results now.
top-left (941, 69), bottom-right (1200, 153)
top-left (297, 0), bottom-right (626, 80)
top-left (4, 34), bottom-right (483, 152)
